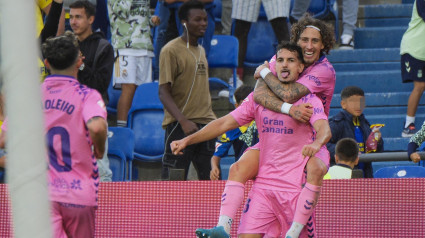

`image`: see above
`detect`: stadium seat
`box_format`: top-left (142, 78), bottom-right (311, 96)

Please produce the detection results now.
top-left (127, 82), bottom-right (165, 167)
top-left (208, 35), bottom-right (239, 104)
top-left (243, 11), bottom-right (278, 68)
top-left (108, 127), bottom-right (135, 181)
top-left (106, 78), bottom-right (121, 115)
top-left (373, 166), bottom-right (425, 178)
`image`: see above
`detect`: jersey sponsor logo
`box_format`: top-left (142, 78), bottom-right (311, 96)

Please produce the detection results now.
top-left (262, 116), bottom-right (293, 134)
top-left (307, 75), bottom-right (321, 86)
top-left (313, 108), bottom-right (323, 114)
top-left (97, 100), bottom-right (106, 111)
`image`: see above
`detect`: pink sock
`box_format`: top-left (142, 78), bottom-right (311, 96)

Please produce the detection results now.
top-left (219, 180), bottom-right (245, 219)
top-left (293, 183), bottom-right (321, 225)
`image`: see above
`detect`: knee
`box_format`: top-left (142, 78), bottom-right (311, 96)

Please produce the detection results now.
top-left (307, 159), bottom-right (328, 179)
top-left (413, 82), bottom-right (425, 92)
top-left (228, 162), bottom-right (249, 183)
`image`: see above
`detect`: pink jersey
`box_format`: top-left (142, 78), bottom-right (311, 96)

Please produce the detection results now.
top-left (230, 93), bottom-right (327, 192)
top-left (269, 54), bottom-right (336, 116)
top-left (42, 75), bottom-right (107, 206)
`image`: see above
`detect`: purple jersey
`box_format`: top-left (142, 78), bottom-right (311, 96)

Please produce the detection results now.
top-left (42, 75), bottom-right (106, 206)
top-left (230, 93), bottom-right (327, 192)
top-left (269, 54), bottom-right (336, 116)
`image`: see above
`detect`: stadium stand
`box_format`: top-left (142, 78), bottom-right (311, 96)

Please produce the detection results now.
top-left (208, 35), bottom-right (239, 104)
top-left (326, 1), bottom-right (422, 174)
top-left (106, 78), bottom-right (121, 115)
top-left (127, 82), bottom-right (164, 180)
top-left (108, 127), bottom-right (135, 181)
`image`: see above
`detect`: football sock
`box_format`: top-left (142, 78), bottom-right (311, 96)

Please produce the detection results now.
top-left (217, 180), bottom-right (245, 234)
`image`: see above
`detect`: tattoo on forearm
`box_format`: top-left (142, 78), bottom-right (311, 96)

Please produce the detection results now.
top-left (254, 79), bottom-right (284, 113)
top-left (263, 74), bottom-right (310, 103)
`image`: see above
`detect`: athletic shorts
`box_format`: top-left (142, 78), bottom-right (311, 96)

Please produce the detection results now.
top-left (238, 187), bottom-right (315, 237)
top-left (113, 54), bottom-right (153, 88)
top-left (246, 143), bottom-right (330, 168)
top-left (51, 201), bottom-right (96, 238)
top-left (401, 53), bottom-right (425, 83)
top-left (231, 0), bottom-right (290, 22)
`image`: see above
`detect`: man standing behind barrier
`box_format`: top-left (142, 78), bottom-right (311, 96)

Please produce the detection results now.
top-left (401, 0), bottom-right (425, 137)
top-left (159, 0), bottom-right (216, 180)
top-left (70, 0), bottom-right (114, 181)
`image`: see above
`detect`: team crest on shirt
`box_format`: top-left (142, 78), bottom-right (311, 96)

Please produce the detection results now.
top-left (97, 100), bottom-right (106, 111)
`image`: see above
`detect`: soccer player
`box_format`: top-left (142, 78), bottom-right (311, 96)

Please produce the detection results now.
top-left (172, 42), bottom-right (331, 238)
top-left (196, 14), bottom-right (336, 238)
top-left (42, 31), bottom-right (107, 237)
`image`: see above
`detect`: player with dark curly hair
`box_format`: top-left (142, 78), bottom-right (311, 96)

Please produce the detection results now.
top-left (195, 14), bottom-right (336, 238)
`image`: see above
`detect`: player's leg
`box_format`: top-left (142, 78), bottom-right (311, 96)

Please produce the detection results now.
top-left (60, 203), bottom-right (96, 238)
top-left (196, 148), bottom-right (260, 238)
top-left (115, 54), bottom-right (137, 127)
top-left (286, 148), bottom-right (328, 238)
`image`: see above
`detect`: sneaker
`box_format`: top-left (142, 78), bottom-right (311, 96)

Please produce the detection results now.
top-left (339, 34), bottom-right (354, 50)
top-left (218, 76), bottom-right (243, 98)
top-left (402, 123), bottom-right (416, 137)
top-left (195, 226), bottom-right (230, 238)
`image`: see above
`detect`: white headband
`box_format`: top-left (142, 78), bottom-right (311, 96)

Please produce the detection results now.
top-left (306, 25), bottom-right (320, 32)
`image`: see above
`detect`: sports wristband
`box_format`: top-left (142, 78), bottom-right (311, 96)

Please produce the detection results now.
top-left (259, 68), bottom-right (271, 79)
top-left (280, 102), bottom-right (293, 115)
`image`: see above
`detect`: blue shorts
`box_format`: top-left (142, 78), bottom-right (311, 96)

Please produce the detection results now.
top-left (401, 54), bottom-right (425, 83)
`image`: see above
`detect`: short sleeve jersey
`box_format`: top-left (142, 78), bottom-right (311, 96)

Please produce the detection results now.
top-left (269, 54), bottom-right (336, 116)
top-left (42, 75), bottom-right (107, 206)
top-left (400, 1), bottom-right (425, 60)
top-left (159, 38), bottom-right (216, 128)
top-left (231, 93), bottom-right (327, 192)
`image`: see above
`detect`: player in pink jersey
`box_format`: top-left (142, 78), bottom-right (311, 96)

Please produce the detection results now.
top-left (172, 42), bottom-right (331, 238)
top-left (196, 14), bottom-right (336, 238)
top-left (42, 32), bottom-right (107, 238)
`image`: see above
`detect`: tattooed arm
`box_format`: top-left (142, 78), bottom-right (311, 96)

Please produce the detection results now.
top-left (254, 79), bottom-right (313, 123)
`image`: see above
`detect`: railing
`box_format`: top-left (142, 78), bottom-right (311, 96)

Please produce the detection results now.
top-left (359, 151), bottom-right (425, 162)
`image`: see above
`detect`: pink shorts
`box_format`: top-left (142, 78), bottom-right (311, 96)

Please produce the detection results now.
top-left (238, 187), bottom-right (316, 238)
top-left (246, 143), bottom-right (329, 167)
top-left (316, 145), bottom-right (330, 168)
top-left (51, 201), bottom-right (97, 238)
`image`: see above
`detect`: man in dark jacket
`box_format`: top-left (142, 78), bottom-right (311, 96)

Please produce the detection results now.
top-left (70, 0), bottom-right (114, 181)
top-left (327, 86), bottom-right (384, 178)
top-left (70, 0), bottom-right (114, 105)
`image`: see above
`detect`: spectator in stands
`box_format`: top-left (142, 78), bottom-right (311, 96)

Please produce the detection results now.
top-left (324, 138), bottom-right (359, 179)
top-left (36, 0), bottom-right (65, 37)
top-left (232, 0), bottom-right (290, 81)
top-left (195, 14), bottom-right (336, 238)
top-left (220, 0), bottom-right (232, 35)
top-left (152, 0), bottom-right (215, 80)
top-left (159, 0), bottom-right (216, 181)
top-left (408, 120), bottom-right (425, 164)
top-left (327, 86), bottom-right (383, 178)
top-left (37, 0), bottom-right (65, 81)
top-left (70, 0), bottom-right (114, 181)
top-left (291, 0), bottom-right (358, 49)
top-left (108, 0), bottom-right (160, 128)
top-left (41, 31), bottom-right (107, 237)
top-left (401, 0), bottom-right (425, 137)
top-left (210, 85), bottom-right (258, 180)
top-left (172, 42), bottom-right (331, 238)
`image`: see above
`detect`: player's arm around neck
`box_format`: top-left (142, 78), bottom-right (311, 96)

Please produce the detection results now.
top-left (263, 72), bottom-right (310, 104)
top-left (87, 116), bottom-right (108, 159)
top-left (253, 79), bottom-right (284, 113)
